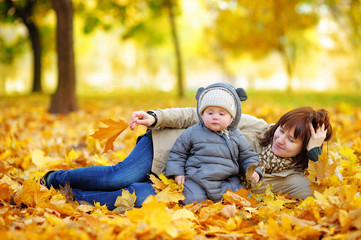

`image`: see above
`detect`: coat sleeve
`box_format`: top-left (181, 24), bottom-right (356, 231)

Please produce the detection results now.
top-left (152, 107), bottom-right (199, 129)
top-left (165, 128), bottom-right (193, 177)
top-left (236, 134), bottom-right (264, 180)
top-left (237, 114), bottom-right (269, 153)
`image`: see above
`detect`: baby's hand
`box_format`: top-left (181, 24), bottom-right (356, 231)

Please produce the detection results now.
top-left (251, 172), bottom-right (260, 183)
top-left (175, 175), bottom-right (185, 184)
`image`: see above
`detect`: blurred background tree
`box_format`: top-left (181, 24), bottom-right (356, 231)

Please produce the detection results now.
top-left (78, 0), bottom-right (184, 97)
top-left (325, 0), bottom-right (361, 88)
top-left (204, 0), bottom-right (319, 91)
top-left (49, 0), bottom-right (77, 113)
top-left (0, 0), bottom-right (360, 113)
top-left (0, 0), bottom-right (50, 93)
top-left (0, 0), bottom-right (77, 113)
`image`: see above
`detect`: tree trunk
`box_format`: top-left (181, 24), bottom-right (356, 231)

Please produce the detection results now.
top-left (5, 0), bottom-right (42, 92)
top-left (278, 44), bottom-right (295, 92)
top-left (214, 47), bottom-right (236, 85)
top-left (166, 0), bottom-right (184, 98)
top-left (349, 0), bottom-right (361, 89)
top-left (26, 22), bottom-right (42, 92)
top-left (49, 0), bottom-right (77, 114)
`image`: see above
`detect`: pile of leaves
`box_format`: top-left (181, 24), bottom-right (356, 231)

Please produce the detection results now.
top-left (1, 96), bottom-right (361, 239)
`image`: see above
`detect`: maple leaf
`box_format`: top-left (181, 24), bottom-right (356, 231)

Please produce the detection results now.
top-left (114, 189), bottom-right (137, 214)
top-left (223, 190), bottom-right (251, 207)
top-left (349, 207), bottom-right (361, 230)
top-left (0, 175), bottom-right (19, 201)
top-left (171, 208), bottom-right (197, 233)
top-left (219, 204), bottom-right (237, 218)
top-left (171, 208), bottom-right (197, 221)
top-left (150, 174), bottom-right (185, 203)
top-left (245, 163), bottom-right (260, 181)
top-left (31, 149), bottom-right (57, 169)
top-left (77, 204), bottom-right (95, 213)
top-left (48, 193), bottom-right (77, 216)
top-left (126, 196), bottom-right (179, 238)
top-left (59, 183), bottom-right (77, 203)
top-left (91, 119), bottom-right (129, 153)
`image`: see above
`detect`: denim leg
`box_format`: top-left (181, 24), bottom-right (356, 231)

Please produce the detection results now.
top-left (48, 136), bottom-right (153, 191)
top-left (71, 181), bottom-right (156, 210)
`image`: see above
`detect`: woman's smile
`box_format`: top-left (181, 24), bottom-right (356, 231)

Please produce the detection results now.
top-left (273, 141), bottom-right (284, 150)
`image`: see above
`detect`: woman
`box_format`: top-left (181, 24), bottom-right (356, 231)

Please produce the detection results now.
top-left (249, 107), bottom-right (332, 198)
top-left (30, 89), bottom-right (331, 209)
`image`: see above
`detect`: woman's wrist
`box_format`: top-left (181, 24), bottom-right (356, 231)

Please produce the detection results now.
top-left (146, 111), bottom-right (158, 128)
top-left (307, 146), bottom-right (322, 162)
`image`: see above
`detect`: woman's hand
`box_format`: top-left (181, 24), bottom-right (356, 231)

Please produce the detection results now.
top-left (307, 122), bottom-right (327, 151)
top-left (175, 175), bottom-right (185, 184)
top-left (129, 111), bottom-right (156, 130)
top-left (251, 172), bottom-right (260, 183)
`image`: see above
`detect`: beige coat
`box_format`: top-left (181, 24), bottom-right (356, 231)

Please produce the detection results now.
top-left (149, 107), bottom-right (312, 199)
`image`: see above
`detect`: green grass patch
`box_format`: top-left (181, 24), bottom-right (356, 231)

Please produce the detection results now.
top-left (245, 90), bottom-right (361, 107)
top-left (1, 89), bottom-right (360, 113)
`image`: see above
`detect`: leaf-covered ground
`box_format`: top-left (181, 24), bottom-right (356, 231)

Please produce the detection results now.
top-left (1, 93), bottom-right (361, 239)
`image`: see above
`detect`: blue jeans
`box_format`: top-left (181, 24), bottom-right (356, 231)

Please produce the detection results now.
top-left (47, 135), bottom-right (156, 210)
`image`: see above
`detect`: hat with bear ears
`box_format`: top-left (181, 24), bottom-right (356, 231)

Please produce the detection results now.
top-left (196, 83), bottom-right (247, 119)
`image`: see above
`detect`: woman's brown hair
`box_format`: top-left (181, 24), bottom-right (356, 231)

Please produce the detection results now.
top-left (259, 106), bottom-right (333, 169)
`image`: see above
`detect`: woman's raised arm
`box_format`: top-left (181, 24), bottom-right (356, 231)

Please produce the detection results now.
top-left (151, 107), bottom-right (200, 129)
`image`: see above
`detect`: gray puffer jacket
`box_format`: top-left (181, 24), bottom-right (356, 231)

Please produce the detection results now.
top-left (166, 83), bottom-right (262, 203)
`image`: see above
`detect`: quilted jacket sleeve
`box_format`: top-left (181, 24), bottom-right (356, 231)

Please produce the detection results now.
top-left (165, 127), bottom-right (193, 177)
top-left (236, 133), bottom-right (264, 181)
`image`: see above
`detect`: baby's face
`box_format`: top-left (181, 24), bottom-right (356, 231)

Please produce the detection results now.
top-left (202, 106), bottom-right (232, 132)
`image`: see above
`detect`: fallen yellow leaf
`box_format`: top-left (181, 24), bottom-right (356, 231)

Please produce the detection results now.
top-left (91, 119), bottom-right (129, 153)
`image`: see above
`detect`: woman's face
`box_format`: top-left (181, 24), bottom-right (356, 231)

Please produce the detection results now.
top-left (272, 126), bottom-right (303, 158)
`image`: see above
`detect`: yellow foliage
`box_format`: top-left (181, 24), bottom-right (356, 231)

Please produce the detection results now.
top-left (31, 149), bottom-right (58, 169)
top-left (1, 96), bottom-right (361, 239)
top-left (150, 173), bottom-right (185, 203)
top-left (113, 189), bottom-right (137, 214)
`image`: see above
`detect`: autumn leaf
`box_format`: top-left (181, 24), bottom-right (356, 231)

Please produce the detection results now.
top-left (126, 196), bottom-right (179, 238)
top-left (222, 190), bottom-right (251, 207)
top-left (77, 204), bottom-right (96, 213)
top-left (31, 149), bottom-right (57, 169)
top-left (245, 163), bottom-right (260, 181)
top-left (150, 174), bottom-right (185, 203)
top-left (59, 182), bottom-right (77, 203)
top-left (219, 203), bottom-right (237, 218)
top-left (113, 189), bottom-right (137, 214)
top-left (314, 153), bottom-right (338, 181)
top-left (171, 208), bottom-right (197, 233)
top-left (0, 175), bottom-right (19, 201)
top-left (91, 119), bottom-right (129, 153)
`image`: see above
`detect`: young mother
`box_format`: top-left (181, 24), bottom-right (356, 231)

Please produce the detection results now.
top-left (38, 84), bottom-right (331, 209)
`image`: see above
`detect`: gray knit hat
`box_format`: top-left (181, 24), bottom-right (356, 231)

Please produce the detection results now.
top-left (199, 87), bottom-right (237, 118)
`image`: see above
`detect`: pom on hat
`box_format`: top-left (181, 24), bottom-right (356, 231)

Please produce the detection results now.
top-left (199, 88), bottom-right (237, 118)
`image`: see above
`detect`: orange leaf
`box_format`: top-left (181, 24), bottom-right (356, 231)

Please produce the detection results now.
top-left (223, 190), bottom-right (251, 207)
top-left (91, 119), bottom-right (129, 153)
